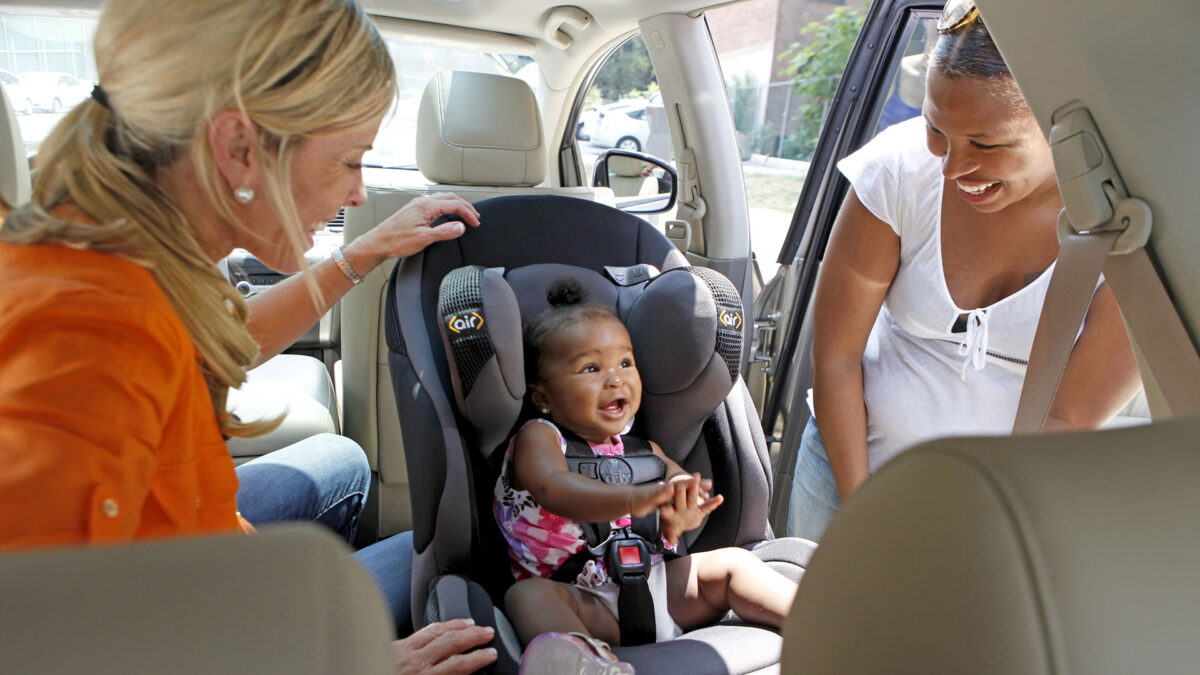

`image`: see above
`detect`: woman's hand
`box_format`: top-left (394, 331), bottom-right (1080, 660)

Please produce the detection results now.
top-left (346, 192), bottom-right (481, 272)
top-left (658, 473), bottom-right (723, 547)
top-left (392, 619), bottom-right (497, 675)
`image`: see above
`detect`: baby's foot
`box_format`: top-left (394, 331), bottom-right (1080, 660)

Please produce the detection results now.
top-left (518, 631), bottom-right (635, 675)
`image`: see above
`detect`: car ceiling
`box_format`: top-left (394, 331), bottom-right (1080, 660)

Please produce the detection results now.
top-left (4, 0), bottom-right (742, 92)
top-left (364, 0), bottom-right (729, 41)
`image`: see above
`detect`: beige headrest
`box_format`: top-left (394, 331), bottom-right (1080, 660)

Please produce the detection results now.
top-left (607, 155), bottom-right (647, 177)
top-left (0, 82), bottom-right (31, 211)
top-left (416, 70), bottom-right (545, 186)
top-left (782, 414), bottom-right (1200, 674)
top-left (0, 524), bottom-right (395, 673)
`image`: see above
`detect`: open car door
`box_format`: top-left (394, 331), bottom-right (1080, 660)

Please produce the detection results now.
top-left (751, 0), bottom-right (944, 531)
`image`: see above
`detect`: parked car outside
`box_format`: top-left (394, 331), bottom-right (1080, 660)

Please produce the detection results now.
top-left (18, 71), bottom-right (90, 114)
top-left (588, 99), bottom-right (650, 150)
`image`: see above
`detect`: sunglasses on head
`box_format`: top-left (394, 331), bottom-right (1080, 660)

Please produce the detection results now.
top-left (937, 0), bottom-right (980, 34)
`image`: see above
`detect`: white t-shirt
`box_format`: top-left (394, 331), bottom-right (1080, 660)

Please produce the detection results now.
top-left (835, 117), bottom-right (1054, 470)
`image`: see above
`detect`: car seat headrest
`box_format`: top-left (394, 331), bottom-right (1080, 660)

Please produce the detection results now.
top-left (436, 264), bottom-right (744, 463)
top-left (416, 70), bottom-right (546, 187)
top-left (0, 79), bottom-right (30, 212)
top-left (607, 155), bottom-right (647, 178)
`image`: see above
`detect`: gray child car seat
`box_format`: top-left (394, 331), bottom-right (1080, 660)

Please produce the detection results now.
top-left (385, 195), bottom-right (815, 674)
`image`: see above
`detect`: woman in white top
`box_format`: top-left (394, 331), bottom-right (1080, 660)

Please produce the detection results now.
top-left (788, 7), bottom-right (1142, 541)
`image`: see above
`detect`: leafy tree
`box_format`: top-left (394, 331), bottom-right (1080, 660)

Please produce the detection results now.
top-left (593, 35), bottom-right (656, 101)
top-left (779, 5), bottom-right (866, 159)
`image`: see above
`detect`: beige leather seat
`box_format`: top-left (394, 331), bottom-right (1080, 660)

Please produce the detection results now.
top-left (0, 524), bottom-right (394, 674)
top-left (226, 353), bottom-right (341, 464)
top-left (340, 70), bottom-right (604, 538)
top-left (781, 414), bottom-right (1200, 674)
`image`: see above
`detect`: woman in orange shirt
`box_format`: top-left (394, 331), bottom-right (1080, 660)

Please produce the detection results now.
top-left (0, 1), bottom-right (495, 672)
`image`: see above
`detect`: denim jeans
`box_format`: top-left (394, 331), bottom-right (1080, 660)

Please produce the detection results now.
top-left (786, 416), bottom-right (841, 543)
top-left (236, 433), bottom-right (415, 636)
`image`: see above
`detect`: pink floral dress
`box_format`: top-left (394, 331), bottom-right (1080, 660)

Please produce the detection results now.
top-left (493, 418), bottom-right (634, 588)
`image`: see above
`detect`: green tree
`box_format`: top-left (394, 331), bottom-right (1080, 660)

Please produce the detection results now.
top-left (594, 35), bottom-right (656, 101)
top-left (779, 5), bottom-right (866, 159)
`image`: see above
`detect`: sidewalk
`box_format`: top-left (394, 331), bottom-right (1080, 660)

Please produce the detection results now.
top-left (742, 153), bottom-right (810, 177)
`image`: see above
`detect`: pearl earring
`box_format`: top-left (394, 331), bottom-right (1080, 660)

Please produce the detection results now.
top-left (540, 408), bottom-right (549, 415)
top-left (234, 187), bottom-right (255, 204)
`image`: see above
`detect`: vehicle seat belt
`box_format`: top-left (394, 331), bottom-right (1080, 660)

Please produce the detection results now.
top-left (1014, 106), bottom-right (1200, 433)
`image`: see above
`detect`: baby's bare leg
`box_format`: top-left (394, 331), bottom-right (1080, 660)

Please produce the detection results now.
top-left (665, 548), bottom-right (799, 630)
top-left (504, 576), bottom-right (623, 647)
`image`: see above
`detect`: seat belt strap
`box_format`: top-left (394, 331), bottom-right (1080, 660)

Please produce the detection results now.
top-left (1013, 230), bottom-right (1119, 433)
top-left (1104, 249), bottom-right (1200, 416)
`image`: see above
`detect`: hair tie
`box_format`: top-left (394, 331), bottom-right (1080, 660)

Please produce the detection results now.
top-left (91, 84), bottom-right (111, 111)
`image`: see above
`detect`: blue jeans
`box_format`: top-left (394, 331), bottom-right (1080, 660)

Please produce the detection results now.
top-left (236, 434), bottom-right (415, 636)
top-left (786, 417), bottom-right (841, 543)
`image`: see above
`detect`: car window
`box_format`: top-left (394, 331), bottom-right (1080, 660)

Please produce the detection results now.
top-left (705, 0), bottom-right (868, 281)
top-left (1, 10), bottom-right (98, 152)
top-left (576, 35), bottom-right (666, 185)
top-left (0, 10), bottom-right (540, 173)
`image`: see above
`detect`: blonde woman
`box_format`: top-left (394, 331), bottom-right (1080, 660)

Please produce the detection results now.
top-left (0, 0), bottom-right (495, 672)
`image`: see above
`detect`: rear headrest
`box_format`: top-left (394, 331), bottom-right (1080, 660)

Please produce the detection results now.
top-left (436, 264), bottom-right (744, 462)
top-left (0, 79), bottom-right (31, 212)
top-left (416, 70), bottom-right (545, 186)
top-left (608, 155), bottom-right (647, 177)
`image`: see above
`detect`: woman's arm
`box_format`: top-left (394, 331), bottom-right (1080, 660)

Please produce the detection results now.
top-left (811, 189), bottom-right (900, 500)
top-left (1043, 283), bottom-right (1142, 431)
top-left (510, 424), bottom-right (674, 522)
top-left (245, 193), bottom-right (480, 367)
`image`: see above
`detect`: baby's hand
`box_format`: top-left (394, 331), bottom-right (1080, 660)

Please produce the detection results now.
top-left (628, 481), bottom-right (675, 518)
top-left (659, 473), bottom-right (724, 547)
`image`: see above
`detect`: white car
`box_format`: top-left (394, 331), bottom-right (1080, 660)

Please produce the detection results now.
top-left (588, 99), bottom-right (649, 150)
top-left (18, 71), bottom-right (90, 114)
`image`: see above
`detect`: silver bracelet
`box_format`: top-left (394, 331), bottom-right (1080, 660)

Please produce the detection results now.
top-left (331, 246), bottom-right (364, 285)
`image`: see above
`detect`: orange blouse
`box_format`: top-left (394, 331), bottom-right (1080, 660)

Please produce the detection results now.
top-left (0, 239), bottom-right (241, 548)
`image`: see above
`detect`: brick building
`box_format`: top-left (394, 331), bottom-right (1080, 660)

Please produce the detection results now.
top-left (707, 0), bottom-right (871, 158)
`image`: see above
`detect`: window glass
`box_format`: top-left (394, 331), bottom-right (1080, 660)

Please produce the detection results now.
top-left (706, 0), bottom-right (868, 280)
top-left (873, 17), bottom-right (934, 136)
top-left (0, 10), bottom-right (99, 154)
top-left (576, 34), bottom-right (663, 185)
top-left (0, 10), bottom-right (541, 173)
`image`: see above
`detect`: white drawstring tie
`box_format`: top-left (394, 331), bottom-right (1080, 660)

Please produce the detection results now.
top-left (958, 308), bottom-right (990, 379)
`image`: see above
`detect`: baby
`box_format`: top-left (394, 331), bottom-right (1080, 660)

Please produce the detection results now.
top-left (493, 279), bottom-right (798, 674)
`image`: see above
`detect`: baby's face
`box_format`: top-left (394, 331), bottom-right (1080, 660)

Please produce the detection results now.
top-left (531, 316), bottom-right (642, 444)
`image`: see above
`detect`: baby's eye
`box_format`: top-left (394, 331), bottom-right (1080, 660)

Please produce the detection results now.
top-left (620, 359), bottom-right (634, 368)
top-left (580, 364), bottom-right (598, 374)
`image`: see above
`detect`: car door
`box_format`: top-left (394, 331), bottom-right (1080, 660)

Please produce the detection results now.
top-left (746, 0), bottom-right (944, 531)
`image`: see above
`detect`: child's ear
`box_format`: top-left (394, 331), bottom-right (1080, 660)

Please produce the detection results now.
top-left (529, 385), bottom-right (549, 414)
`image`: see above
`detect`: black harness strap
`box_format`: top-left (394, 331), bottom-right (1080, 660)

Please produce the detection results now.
top-left (549, 430), bottom-right (666, 646)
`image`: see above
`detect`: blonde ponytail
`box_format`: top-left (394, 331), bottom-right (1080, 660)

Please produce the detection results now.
top-left (1, 0), bottom-right (396, 437)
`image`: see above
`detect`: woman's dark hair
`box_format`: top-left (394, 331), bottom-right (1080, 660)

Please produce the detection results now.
top-left (930, 17), bottom-right (1010, 79)
top-left (523, 278), bottom-right (619, 383)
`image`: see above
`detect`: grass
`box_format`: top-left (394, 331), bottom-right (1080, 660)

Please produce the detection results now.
top-left (743, 172), bottom-right (808, 213)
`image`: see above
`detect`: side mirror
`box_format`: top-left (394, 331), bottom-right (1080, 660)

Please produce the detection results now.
top-left (592, 149), bottom-right (677, 214)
